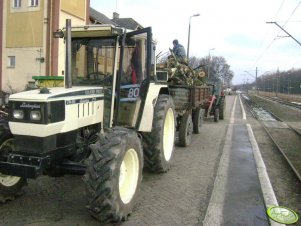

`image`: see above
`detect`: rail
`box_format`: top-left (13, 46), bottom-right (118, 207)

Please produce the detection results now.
top-left (241, 94), bottom-right (301, 182)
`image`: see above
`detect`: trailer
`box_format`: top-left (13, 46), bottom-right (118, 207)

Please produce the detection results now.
top-left (169, 85), bottom-right (210, 147)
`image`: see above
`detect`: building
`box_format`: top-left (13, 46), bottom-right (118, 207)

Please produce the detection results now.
top-left (0, 1), bottom-right (143, 92)
top-left (90, 7), bottom-right (116, 26)
top-left (111, 12), bottom-right (143, 30)
top-left (0, 0), bottom-right (90, 92)
top-left (89, 8), bottom-right (143, 30)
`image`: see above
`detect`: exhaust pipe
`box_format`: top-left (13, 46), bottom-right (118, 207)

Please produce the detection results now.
top-left (65, 19), bottom-right (72, 89)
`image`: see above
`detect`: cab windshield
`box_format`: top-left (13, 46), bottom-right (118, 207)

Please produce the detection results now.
top-left (71, 37), bottom-right (117, 86)
top-left (70, 30), bottom-right (150, 128)
top-left (71, 34), bottom-right (149, 87)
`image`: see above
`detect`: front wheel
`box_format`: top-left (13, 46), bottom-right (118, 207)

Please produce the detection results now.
top-left (0, 135), bottom-right (27, 203)
top-left (83, 127), bottom-right (143, 223)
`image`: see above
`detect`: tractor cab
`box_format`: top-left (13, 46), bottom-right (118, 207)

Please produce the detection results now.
top-left (4, 22), bottom-right (155, 180)
top-left (68, 25), bottom-right (154, 129)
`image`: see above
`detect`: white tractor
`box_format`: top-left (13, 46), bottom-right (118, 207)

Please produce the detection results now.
top-left (0, 20), bottom-right (176, 223)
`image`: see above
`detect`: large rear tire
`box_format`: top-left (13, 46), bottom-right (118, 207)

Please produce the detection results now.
top-left (219, 97), bottom-right (226, 120)
top-left (83, 127), bottom-right (143, 223)
top-left (179, 112), bottom-right (193, 147)
top-left (214, 107), bottom-right (219, 122)
top-left (192, 107), bottom-right (204, 134)
top-left (0, 127), bottom-right (27, 203)
top-left (141, 95), bottom-right (175, 173)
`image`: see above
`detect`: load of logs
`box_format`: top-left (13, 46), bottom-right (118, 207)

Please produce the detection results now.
top-left (157, 49), bottom-right (206, 86)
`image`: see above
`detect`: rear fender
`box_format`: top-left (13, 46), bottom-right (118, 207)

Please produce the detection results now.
top-left (138, 83), bottom-right (168, 132)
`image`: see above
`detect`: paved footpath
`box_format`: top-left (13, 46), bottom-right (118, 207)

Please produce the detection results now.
top-left (203, 95), bottom-right (282, 226)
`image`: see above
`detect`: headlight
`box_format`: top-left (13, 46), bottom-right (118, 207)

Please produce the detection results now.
top-left (13, 110), bottom-right (24, 119)
top-left (30, 111), bottom-right (41, 121)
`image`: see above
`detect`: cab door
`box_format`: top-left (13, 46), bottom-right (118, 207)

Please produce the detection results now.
top-left (114, 27), bottom-right (152, 129)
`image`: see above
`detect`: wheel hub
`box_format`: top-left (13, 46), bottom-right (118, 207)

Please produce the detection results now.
top-left (187, 118), bottom-right (193, 143)
top-left (163, 108), bottom-right (175, 161)
top-left (119, 148), bottom-right (139, 204)
top-left (0, 174), bottom-right (21, 187)
top-left (0, 138), bottom-right (21, 187)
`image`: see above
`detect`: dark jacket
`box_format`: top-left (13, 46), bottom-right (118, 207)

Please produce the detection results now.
top-left (172, 43), bottom-right (186, 59)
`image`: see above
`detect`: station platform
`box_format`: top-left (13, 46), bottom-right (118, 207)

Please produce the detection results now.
top-left (203, 95), bottom-right (283, 226)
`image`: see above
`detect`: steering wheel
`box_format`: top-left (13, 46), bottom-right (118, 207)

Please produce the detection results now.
top-left (79, 74), bottom-right (113, 86)
top-left (87, 72), bottom-right (105, 80)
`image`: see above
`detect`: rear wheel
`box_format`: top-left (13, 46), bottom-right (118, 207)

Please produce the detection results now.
top-left (0, 134), bottom-right (27, 203)
top-left (193, 107), bottom-right (204, 134)
top-left (142, 95), bottom-right (176, 173)
top-left (179, 112), bottom-right (193, 147)
top-left (219, 97), bottom-right (226, 120)
top-left (214, 107), bottom-right (219, 122)
top-left (83, 127), bottom-right (143, 223)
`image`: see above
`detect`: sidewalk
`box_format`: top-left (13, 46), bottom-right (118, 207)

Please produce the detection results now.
top-left (203, 95), bottom-right (280, 226)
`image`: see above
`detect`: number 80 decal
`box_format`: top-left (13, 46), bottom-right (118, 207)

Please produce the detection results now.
top-left (128, 87), bottom-right (140, 98)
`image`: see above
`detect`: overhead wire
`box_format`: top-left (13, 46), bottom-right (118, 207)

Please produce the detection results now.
top-left (280, 0), bottom-right (301, 28)
top-left (254, 0), bottom-right (301, 65)
top-left (274, 0), bottom-right (286, 19)
top-left (253, 0), bottom-right (286, 65)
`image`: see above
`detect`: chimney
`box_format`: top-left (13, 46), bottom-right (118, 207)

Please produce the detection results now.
top-left (113, 12), bottom-right (119, 20)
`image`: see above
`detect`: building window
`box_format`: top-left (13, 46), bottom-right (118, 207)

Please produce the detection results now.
top-left (13, 0), bottom-right (21, 8)
top-left (28, 0), bottom-right (38, 7)
top-left (8, 56), bottom-right (16, 68)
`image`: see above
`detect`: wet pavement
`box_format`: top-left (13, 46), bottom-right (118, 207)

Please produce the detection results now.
top-left (223, 124), bottom-right (268, 226)
top-left (204, 95), bottom-right (270, 226)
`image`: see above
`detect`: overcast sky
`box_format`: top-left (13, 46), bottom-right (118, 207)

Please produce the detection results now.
top-left (90, 0), bottom-right (301, 85)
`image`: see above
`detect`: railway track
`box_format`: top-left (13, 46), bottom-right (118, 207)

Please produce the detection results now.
top-left (257, 94), bottom-right (301, 110)
top-left (241, 94), bottom-right (301, 182)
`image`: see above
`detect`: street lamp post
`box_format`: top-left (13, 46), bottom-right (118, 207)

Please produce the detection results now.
top-left (207, 48), bottom-right (215, 79)
top-left (244, 67), bottom-right (258, 94)
top-left (260, 71), bottom-right (271, 94)
top-left (187, 13), bottom-right (200, 60)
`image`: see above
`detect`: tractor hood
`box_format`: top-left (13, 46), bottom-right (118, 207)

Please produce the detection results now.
top-left (9, 86), bottom-right (104, 102)
top-left (8, 86), bottom-right (105, 137)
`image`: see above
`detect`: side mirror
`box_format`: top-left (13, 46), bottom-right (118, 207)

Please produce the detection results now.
top-left (155, 71), bottom-right (168, 82)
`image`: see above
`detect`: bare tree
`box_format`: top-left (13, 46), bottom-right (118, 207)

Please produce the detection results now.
top-left (188, 55), bottom-right (234, 84)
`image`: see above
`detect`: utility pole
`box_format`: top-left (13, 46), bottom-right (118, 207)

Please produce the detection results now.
top-left (207, 48), bottom-right (215, 79)
top-left (266, 22), bottom-right (301, 47)
top-left (244, 68), bottom-right (257, 94)
top-left (276, 68), bottom-right (279, 97)
top-left (187, 14), bottom-right (200, 60)
top-left (255, 67), bottom-right (258, 95)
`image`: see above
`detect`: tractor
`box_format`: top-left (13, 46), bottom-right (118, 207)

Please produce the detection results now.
top-left (204, 77), bottom-right (226, 122)
top-left (0, 20), bottom-right (176, 223)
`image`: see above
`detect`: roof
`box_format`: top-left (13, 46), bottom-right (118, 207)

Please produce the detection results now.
top-left (89, 7), bottom-right (116, 25)
top-left (89, 8), bottom-right (143, 30)
top-left (112, 18), bottom-right (144, 30)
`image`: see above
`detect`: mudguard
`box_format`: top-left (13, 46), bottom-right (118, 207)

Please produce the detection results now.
top-left (0, 118), bottom-right (12, 141)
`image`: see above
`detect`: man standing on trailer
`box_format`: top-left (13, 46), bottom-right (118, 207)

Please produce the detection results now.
top-left (172, 39), bottom-right (187, 64)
